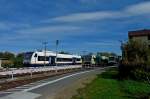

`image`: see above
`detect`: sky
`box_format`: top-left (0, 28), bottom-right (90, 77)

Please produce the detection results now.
top-left (0, 0), bottom-right (150, 54)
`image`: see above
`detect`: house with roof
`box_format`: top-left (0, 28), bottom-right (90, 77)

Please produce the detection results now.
top-left (128, 29), bottom-right (150, 48)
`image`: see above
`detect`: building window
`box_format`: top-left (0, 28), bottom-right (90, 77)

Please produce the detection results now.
top-left (129, 36), bottom-right (133, 39)
top-left (148, 35), bottom-right (150, 40)
top-left (148, 45), bottom-right (150, 49)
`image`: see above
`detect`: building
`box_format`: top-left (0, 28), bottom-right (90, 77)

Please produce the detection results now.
top-left (0, 58), bottom-right (8, 68)
top-left (128, 29), bottom-right (150, 47)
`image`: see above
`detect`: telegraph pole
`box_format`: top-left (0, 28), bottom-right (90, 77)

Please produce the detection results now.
top-left (43, 42), bottom-right (48, 67)
top-left (56, 40), bottom-right (59, 67)
top-left (0, 59), bottom-right (1, 68)
top-left (119, 40), bottom-right (124, 58)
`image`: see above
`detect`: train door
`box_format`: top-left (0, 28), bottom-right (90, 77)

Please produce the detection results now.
top-left (50, 56), bottom-right (55, 65)
top-left (72, 58), bottom-right (76, 65)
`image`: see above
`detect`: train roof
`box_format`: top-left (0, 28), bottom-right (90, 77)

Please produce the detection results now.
top-left (28, 50), bottom-right (81, 58)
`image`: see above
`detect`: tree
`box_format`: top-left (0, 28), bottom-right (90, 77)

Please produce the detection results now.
top-left (0, 52), bottom-right (15, 68)
top-left (0, 52), bottom-right (24, 68)
top-left (97, 52), bottom-right (116, 57)
top-left (120, 40), bottom-right (150, 81)
top-left (122, 40), bottom-right (150, 64)
top-left (14, 53), bottom-right (24, 68)
top-left (0, 51), bottom-right (15, 60)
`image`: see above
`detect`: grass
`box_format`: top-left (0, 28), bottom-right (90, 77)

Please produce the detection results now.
top-left (72, 68), bottom-right (150, 99)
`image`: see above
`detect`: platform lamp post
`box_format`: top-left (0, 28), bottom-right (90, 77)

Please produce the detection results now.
top-left (43, 42), bottom-right (48, 67)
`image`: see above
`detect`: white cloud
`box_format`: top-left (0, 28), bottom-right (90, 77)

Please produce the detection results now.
top-left (18, 25), bottom-right (80, 35)
top-left (2, 1), bottom-right (150, 44)
top-left (0, 22), bottom-right (31, 30)
top-left (0, 24), bottom-right (81, 43)
top-left (43, 1), bottom-right (150, 23)
top-left (0, 23), bottom-right (9, 30)
top-left (86, 41), bottom-right (120, 46)
top-left (51, 11), bottom-right (121, 22)
top-left (125, 1), bottom-right (150, 15)
top-left (79, 0), bottom-right (98, 4)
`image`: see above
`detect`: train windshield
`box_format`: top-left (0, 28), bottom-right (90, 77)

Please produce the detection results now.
top-left (109, 57), bottom-right (115, 61)
top-left (24, 52), bottom-right (34, 60)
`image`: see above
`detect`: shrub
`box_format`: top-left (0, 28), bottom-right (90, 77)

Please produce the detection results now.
top-left (119, 40), bottom-right (150, 81)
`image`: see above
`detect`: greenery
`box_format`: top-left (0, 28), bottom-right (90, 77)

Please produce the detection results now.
top-left (13, 53), bottom-right (24, 68)
top-left (72, 68), bottom-right (150, 99)
top-left (0, 52), bottom-right (24, 68)
top-left (97, 52), bottom-right (117, 57)
top-left (120, 40), bottom-right (150, 81)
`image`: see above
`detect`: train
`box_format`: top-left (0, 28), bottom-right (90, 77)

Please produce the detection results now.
top-left (23, 50), bottom-right (82, 66)
top-left (82, 54), bottom-right (121, 66)
top-left (108, 56), bottom-right (118, 65)
top-left (82, 55), bottom-right (96, 66)
top-left (82, 54), bottom-right (108, 66)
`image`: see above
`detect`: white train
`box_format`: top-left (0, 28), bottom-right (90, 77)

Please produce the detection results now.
top-left (23, 50), bottom-right (82, 66)
top-left (108, 56), bottom-right (117, 65)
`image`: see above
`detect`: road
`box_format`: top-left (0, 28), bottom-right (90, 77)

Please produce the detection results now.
top-left (0, 66), bottom-right (114, 99)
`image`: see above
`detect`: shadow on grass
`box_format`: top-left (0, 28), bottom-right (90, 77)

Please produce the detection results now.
top-left (123, 93), bottom-right (150, 99)
top-left (97, 67), bottom-right (119, 79)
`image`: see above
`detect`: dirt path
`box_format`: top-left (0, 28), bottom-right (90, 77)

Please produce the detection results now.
top-left (53, 74), bottom-right (96, 99)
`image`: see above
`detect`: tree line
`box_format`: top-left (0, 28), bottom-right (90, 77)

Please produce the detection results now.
top-left (0, 52), bottom-right (24, 68)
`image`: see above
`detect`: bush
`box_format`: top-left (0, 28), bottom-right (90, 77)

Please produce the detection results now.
top-left (119, 40), bottom-right (150, 81)
top-left (2, 60), bottom-right (14, 68)
top-left (0, 52), bottom-right (24, 68)
top-left (119, 60), bottom-right (150, 81)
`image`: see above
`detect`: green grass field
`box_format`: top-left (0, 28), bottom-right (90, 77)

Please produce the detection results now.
top-left (72, 68), bottom-right (150, 99)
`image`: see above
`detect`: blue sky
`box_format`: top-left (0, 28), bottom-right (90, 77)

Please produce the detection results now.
top-left (0, 0), bottom-right (150, 54)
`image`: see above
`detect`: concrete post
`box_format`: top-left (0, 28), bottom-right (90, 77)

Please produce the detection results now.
top-left (11, 71), bottom-right (14, 80)
top-left (30, 69), bottom-right (33, 78)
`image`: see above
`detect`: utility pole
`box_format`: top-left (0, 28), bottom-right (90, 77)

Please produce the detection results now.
top-left (56, 40), bottom-right (59, 67)
top-left (119, 40), bottom-right (124, 58)
top-left (0, 59), bottom-right (1, 68)
top-left (43, 42), bottom-right (48, 67)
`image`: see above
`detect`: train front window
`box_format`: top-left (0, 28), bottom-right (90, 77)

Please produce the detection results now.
top-left (34, 54), bottom-right (37, 57)
top-left (109, 57), bottom-right (115, 61)
top-left (24, 52), bottom-right (33, 60)
top-left (77, 58), bottom-right (81, 61)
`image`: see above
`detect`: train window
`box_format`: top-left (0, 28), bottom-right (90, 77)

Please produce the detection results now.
top-left (34, 54), bottom-right (37, 57)
top-left (109, 57), bottom-right (115, 61)
top-left (38, 56), bottom-right (49, 61)
top-left (77, 58), bottom-right (81, 61)
top-left (24, 52), bottom-right (33, 59)
top-left (57, 58), bottom-right (72, 62)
